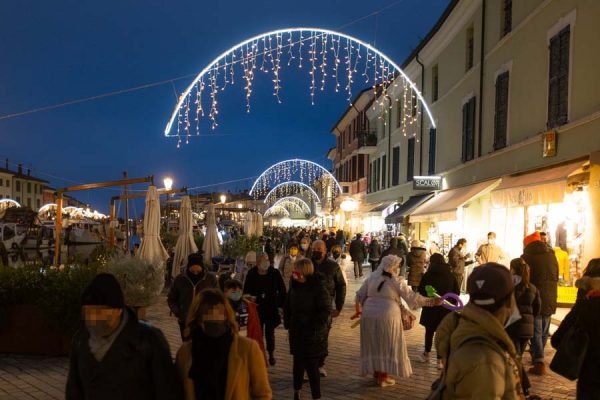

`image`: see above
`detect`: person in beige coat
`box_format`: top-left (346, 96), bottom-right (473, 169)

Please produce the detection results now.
top-left (176, 289), bottom-right (272, 400)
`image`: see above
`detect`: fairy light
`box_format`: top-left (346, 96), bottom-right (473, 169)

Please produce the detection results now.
top-left (319, 33), bottom-right (328, 91)
top-left (309, 31), bottom-right (317, 105)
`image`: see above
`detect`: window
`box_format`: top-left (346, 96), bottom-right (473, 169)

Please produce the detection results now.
top-left (396, 98), bottom-right (403, 128)
top-left (34, 184), bottom-right (38, 194)
top-left (501, 0), bottom-right (512, 37)
top-left (37, 199), bottom-right (40, 209)
top-left (358, 155), bottom-right (366, 179)
top-left (407, 138), bottom-right (415, 181)
top-left (6, 180), bottom-right (9, 187)
top-left (27, 198), bottom-right (31, 207)
top-left (16, 196), bottom-right (20, 203)
top-left (548, 26), bottom-right (570, 128)
top-left (466, 25), bottom-right (474, 71)
top-left (392, 146), bottom-right (400, 186)
top-left (428, 128), bottom-right (437, 175)
top-left (411, 91), bottom-right (418, 117)
top-left (382, 155), bottom-right (387, 189)
top-left (0, 179), bottom-right (3, 187)
top-left (27, 182), bottom-right (31, 194)
top-left (16, 181), bottom-right (20, 192)
top-left (367, 163), bottom-right (372, 193)
top-left (462, 97), bottom-right (477, 162)
top-left (494, 71), bottom-right (510, 150)
top-left (376, 158), bottom-right (381, 191)
top-left (352, 156), bottom-right (358, 181)
top-left (432, 65), bottom-right (439, 102)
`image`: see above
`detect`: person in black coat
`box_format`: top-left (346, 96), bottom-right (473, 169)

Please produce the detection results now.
top-left (521, 232), bottom-right (559, 375)
top-left (552, 272), bottom-right (600, 400)
top-left (66, 274), bottom-right (180, 400)
top-left (349, 233), bottom-right (367, 278)
top-left (417, 253), bottom-right (459, 368)
top-left (243, 252), bottom-right (287, 366)
top-left (168, 254), bottom-right (218, 340)
top-left (284, 258), bottom-right (331, 400)
top-left (368, 239), bottom-right (382, 272)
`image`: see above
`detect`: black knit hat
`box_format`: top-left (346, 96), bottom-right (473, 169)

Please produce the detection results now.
top-left (467, 263), bottom-right (514, 307)
top-left (187, 253), bottom-right (204, 269)
top-left (81, 273), bottom-right (125, 308)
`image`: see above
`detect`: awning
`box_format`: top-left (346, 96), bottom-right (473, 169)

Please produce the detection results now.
top-left (411, 179), bottom-right (501, 223)
top-left (366, 202), bottom-right (392, 214)
top-left (385, 193), bottom-right (434, 224)
top-left (491, 161), bottom-right (583, 208)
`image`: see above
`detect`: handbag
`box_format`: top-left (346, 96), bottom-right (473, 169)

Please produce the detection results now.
top-left (549, 310), bottom-right (589, 380)
top-left (400, 304), bottom-right (416, 330)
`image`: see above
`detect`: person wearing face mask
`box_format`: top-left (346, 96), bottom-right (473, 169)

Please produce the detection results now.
top-left (299, 236), bottom-right (313, 259)
top-left (168, 253), bottom-right (218, 340)
top-left (447, 238), bottom-right (474, 292)
top-left (355, 255), bottom-right (439, 387)
top-left (368, 238), bottom-right (382, 272)
top-left (278, 243), bottom-right (301, 291)
top-left (66, 274), bottom-right (180, 400)
top-left (435, 263), bottom-right (524, 399)
top-left (349, 233), bottom-right (368, 279)
top-left (329, 244), bottom-right (347, 284)
top-left (310, 240), bottom-right (346, 377)
top-left (243, 253), bottom-right (287, 366)
top-left (176, 289), bottom-right (272, 400)
top-left (475, 232), bottom-right (506, 265)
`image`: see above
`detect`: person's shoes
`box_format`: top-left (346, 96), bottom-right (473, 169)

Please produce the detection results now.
top-left (437, 359), bottom-right (444, 370)
top-left (528, 362), bottom-right (546, 376)
top-left (294, 390), bottom-right (301, 400)
top-left (378, 377), bottom-right (396, 387)
top-left (268, 353), bottom-right (276, 366)
top-left (418, 352), bottom-right (430, 363)
top-left (319, 367), bottom-right (327, 377)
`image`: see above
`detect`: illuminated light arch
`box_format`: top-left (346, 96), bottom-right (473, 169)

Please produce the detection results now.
top-left (271, 197), bottom-right (311, 214)
top-left (0, 199), bottom-right (21, 208)
top-left (264, 206), bottom-right (290, 218)
top-left (164, 27), bottom-right (436, 144)
top-left (263, 181), bottom-right (320, 205)
top-left (250, 158), bottom-right (341, 197)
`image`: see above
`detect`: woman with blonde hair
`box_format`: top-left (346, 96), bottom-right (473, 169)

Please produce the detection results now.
top-left (176, 289), bottom-right (272, 400)
top-left (355, 255), bottom-right (439, 387)
top-left (284, 258), bottom-right (331, 400)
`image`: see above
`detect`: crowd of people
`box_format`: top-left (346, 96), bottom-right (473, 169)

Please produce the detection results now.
top-left (65, 226), bottom-right (599, 400)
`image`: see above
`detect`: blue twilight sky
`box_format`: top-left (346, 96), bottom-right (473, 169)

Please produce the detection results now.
top-left (0, 0), bottom-right (448, 216)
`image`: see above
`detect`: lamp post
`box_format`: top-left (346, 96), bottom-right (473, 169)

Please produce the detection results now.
top-left (340, 198), bottom-right (358, 235)
top-left (164, 177), bottom-right (173, 230)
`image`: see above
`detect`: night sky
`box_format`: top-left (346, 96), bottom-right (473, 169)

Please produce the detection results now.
top-left (0, 0), bottom-right (449, 216)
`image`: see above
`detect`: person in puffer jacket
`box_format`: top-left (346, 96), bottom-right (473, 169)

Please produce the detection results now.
top-left (407, 240), bottom-right (427, 291)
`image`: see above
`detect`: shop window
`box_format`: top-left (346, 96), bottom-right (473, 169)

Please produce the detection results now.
top-left (494, 71), bottom-right (510, 150)
top-left (428, 128), bottom-right (437, 175)
top-left (407, 138), bottom-right (415, 181)
top-left (396, 98), bottom-right (403, 128)
top-left (432, 65), bottom-right (439, 102)
top-left (462, 97), bottom-right (476, 162)
top-left (548, 25), bottom-right (570, 129)
top-left (501, 0), bottom-right (512, 37)
top-left (466, 25), bottom-right (474, 71)
top-left (392, 146), bottom-right (400, 186)
top-left (382, 155), bottom-right (387, 189)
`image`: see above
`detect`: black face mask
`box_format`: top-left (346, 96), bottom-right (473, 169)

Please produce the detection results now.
top-left (332, 251), bottom-right (341, 258)
top-left (202, 321), bottom-right (229, 338)
top-left (311, 251), bottom-right (323, 263)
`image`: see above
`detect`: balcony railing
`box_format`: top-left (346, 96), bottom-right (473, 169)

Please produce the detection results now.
top-left (357, 131), bottom-right (377, 147)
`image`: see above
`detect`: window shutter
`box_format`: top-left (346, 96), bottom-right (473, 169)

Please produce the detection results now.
top-left (407, 138), bottom-right (415, 181)
top-left (392, 147), bottom-right (400, 186)
top-left (463, 97), bottom-right (476, 161)
top-left (548, 26), bottom-right (570, 128)
top-left (494, 71), bottom-right (509, 150)
top-left (382, 155), bottom-right (387, 189)
top-left (428, 128), bottom-right (436, 175)
top-left (462, 102), bottom-right (468, 162)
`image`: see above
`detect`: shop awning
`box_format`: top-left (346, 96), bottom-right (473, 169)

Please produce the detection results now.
top-left (411, 179), bottom-right (501, 223)
top-left (491, 161), bottom-right (583, 208)
top-left (384, 193), bottom-right (434, 224)
top-left (366, 202), bottom-right (392, 214)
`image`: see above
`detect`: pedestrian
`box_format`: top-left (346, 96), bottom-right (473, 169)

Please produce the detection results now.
top-left (475, 232), bottom-right (506, 264)
top-left (407, 240), bottom-right (427, 291)
top-left (552, 260), bottom-right (600, 399)
top-left (350, 233), bottom-right (367, 278)
top-left (329, 244), bottom-right (348, 284)
top-left (447, 238), bottom-right (473, 291)
top-left (168, 253), bottom-right (218, 340)
top-left (417, 253), bottom-right (459, 369)
top-left (521, 231), bottom-right (559, 376)
top-left (435, 263), bottom-right (524, 399)
top-left (176, 289), bottom-right (272, 400)
top-left (243, 253), bottom-right (287, 366)
top-left (335, 229), bottom-right (346, 252)
top-left (284, 258), bottom-right (331, 400)
top-left (66, 274), bottom-right (180, 400)
top-left (299, 236), bottom-right (312, 258)
top-left (380, 238), bottom-right (406, 274)
top-left (264, 239), bottom-right (275, 266)
top-left (355, 255), bottom-right (439, 387)
top-left (311, 239), bottom-right (346, 376)
top-left (576, 258), bottom-right (600, 300)
top-left (368, 238), bottom-right (382, 272)
top-left (325, 234), bottom-right (337, 254)
top-left (223, 279), bottom-right (266, 359)
top-left (278, 243), bottom-right (301, 291)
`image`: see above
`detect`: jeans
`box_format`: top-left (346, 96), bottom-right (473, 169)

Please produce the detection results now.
top-left (353, 261), bottom-right (363, 277)
top-left (453, 273), bottom-right (464, 292)
top-left (293, 356), bottom-right (321, 399)
top-left (261, 320), bottom-right (277, 353)
top-left (424, 326), bottom-right (436, 354)
top-left (531, 315), bottom-right (551, 363)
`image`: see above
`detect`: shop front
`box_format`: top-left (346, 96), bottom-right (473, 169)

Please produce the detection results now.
top-left (384, 193), bottom-right (434, 237)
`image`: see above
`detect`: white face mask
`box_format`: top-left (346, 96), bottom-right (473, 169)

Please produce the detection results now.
top-left (300, 243), bottom-right (309, 250)
top-left (488, 239), bottom-right (496, 245)
top-left (504, 303), bottom-right (522, 328)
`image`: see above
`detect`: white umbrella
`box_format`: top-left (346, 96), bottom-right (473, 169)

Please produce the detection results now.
top-left (171, 196), bottom-right (198, 279)
top-left (202, 204), bottom-right (221, 264)
top-left (244, 211), bottom-right (255, 236)
top-left (255, 212), bottom-right (264, 236)
top-left (138, 186), bottom-right (168, 264)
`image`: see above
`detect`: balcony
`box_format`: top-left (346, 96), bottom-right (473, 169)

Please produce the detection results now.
top-left (357, 131), bottom-right (378, 154)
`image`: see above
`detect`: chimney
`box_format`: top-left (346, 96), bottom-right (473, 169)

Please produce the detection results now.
top-left (27, 169), bottom-right (31, 176)
top-left (18, 164), bottom-right (22, 175)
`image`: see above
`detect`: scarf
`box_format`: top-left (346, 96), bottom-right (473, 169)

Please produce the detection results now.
top-left (88, 310), bottom-right (128, 362)
top-left (189, 327), bottom-right (233, 400)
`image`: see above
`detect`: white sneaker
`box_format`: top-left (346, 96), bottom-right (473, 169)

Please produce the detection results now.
top-left (418, 352), bottom-right (430, 363)
top-left (379, 377), bottom-right (396, 387)
top-left (437, 359), bottom-right (444, 370)
top-left (319, 367), bottom-right (327, 377)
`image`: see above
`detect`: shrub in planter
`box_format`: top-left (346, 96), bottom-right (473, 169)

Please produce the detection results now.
top-left (100, 257), bottom-right (165, 308)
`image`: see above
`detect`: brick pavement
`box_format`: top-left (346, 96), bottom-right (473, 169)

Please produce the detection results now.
top-left (0, 258), bottom-right (576, 399)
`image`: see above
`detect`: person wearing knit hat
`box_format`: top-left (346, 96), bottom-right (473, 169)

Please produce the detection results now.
top-left (168, 252), bottom-right (218, 340)
top-left (66, 273), bottom-right (180, 399)
top-left (407, 240), bottom-right (427, 291)
top-left (435, 263), bottom-right (524, 399)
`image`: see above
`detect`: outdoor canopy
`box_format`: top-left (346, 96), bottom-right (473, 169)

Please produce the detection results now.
top-left (171, 195), bottom-right (198, 279)
top-left (138, 186), bottom-right (169, 264)
top-left (385, 193), bottom-right (435, 224)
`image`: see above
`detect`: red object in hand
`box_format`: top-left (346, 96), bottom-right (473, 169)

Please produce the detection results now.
top-left (350, 303), bottom-right (361, 320)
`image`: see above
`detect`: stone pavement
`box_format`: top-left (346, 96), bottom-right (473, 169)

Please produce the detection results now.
top-left (0, 258), bottom-right (576, 399)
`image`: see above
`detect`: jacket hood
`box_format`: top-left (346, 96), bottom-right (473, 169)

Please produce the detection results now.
top-left (523, 240), bottom-right (553, 255)
top-left (576, 276), bottom-right (600, 291)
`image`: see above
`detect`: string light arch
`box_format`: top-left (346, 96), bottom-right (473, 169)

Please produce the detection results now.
top-left (164, 28), bottom-right (437, 146)
top-left (263, 181), bottom-right (321, 205)
top-left (270, 197), bottom-right (312, 214)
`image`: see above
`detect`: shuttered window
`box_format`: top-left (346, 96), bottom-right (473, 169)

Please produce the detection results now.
top-left (392, 146), bottom-right (400, 186)
top-left (432, 65), bottom-right (439, 102)
top-left (376, 158), bottom-right (381, 191)
top-left (501, 0), bottom-right (512, 37)
top-left (359, 154), bottom-right (366, 179)
top-left (462, 97), bottom-right (476, 162)
top-left (466, 25), bottom-right (474, 71)
top-left (382, 155), bottom-right (387, 189)
top-left (494, 71), bottom-right (509, 150)
top-left (428, 128), bottom-right (436, 175)
top-left (407, 138), bottom-right (415, 181)
top-left (548, 26), bottom-right (570, 128)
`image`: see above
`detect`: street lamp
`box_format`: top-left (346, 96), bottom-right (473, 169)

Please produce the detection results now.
top-left (163, 177), bottom-right (174, 229)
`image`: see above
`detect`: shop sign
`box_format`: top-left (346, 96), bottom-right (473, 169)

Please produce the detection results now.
top-left (413, 176), bottom-right (442, 191)
top-left (543, 131), bottom-right (557, 158)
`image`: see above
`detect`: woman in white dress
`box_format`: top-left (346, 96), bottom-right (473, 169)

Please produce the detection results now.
top-left (356, 254), bottom-right (438, 387)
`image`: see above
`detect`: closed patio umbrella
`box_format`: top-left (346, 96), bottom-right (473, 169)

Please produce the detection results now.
top-left (255, 212), bottom-right (264, 236)
top-left (202, 204), bottom-right (221, 263)
top-left (244, 211), bottom-right (255, 236)
top-left (138, 186), bottom-right (168, 264)
top-left (171, 196), bottom-right (198, 279)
